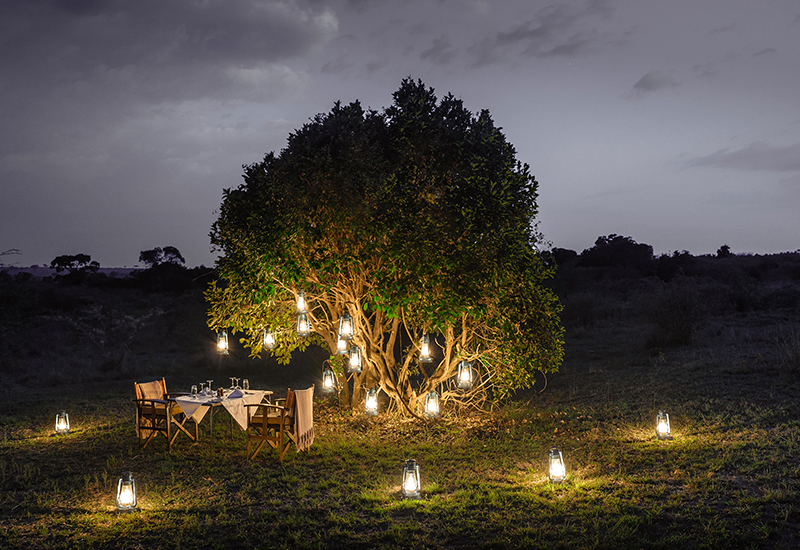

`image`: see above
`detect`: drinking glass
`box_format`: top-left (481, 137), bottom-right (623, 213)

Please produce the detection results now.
top-left (199, 383), bottom-right (205, 394)
top-left (229, 377), bottom-right (236, 389)
top-left (243, 379), bottom-right (249, 391)
top-left (206, 380), bottom-right (213, 392)
top-left (191, 385), bottom-right (198, 395)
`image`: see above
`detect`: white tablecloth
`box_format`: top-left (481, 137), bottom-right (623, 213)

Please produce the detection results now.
top-left (175, 390), bottom-right (267, 430)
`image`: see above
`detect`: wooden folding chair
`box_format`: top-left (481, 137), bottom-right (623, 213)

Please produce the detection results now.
top-left (245, 385), bottom-right (314, 461)
top-left (134, 378), bottom-right (197, 452)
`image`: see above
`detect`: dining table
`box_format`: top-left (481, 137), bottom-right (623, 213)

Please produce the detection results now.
top-left (173, 388), bottom-right (272, 453)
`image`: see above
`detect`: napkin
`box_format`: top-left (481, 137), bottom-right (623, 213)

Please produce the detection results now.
top-left (227, 388), bottom-right (243, 399)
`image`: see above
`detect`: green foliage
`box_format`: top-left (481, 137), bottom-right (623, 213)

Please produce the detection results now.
top-left (207, 78), bottom-right (564, 411)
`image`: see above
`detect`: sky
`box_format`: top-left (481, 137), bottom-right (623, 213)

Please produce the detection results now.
top-left (1, 0), bottom-right (799, 268)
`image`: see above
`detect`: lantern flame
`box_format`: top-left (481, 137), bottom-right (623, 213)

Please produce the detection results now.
top-left (403, 472), bottom-right (419, 493)
top-left (118, 485), bottom-right (135, 507)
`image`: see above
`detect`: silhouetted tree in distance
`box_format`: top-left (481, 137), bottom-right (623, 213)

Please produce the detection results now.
top-left (50, 254), bottom-right (100, 274)
top-left (579, 234), bottom-right (654, 271)
top-left (717, 244), bottom-right (733, 259)
top-left (139, 246), bottom-right (186, 268)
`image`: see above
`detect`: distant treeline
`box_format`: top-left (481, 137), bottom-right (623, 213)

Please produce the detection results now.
top-left (548, 234), bottom-right (800, 284)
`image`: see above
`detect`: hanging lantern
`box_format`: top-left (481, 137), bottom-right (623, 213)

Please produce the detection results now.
top-left (365, 387), bottom-right (378, 415)
top-left (423, 391), bottom-right (440, 419)
top-left (457, 360), bottom-right (473, 390)
top-left (116, 471), bottom-right (137, 512)
top-left (296, 290), bottom-right (307, 313)
top-left (656, 410), bottom-right (671, 440)
top-left (322, 364), bottom-right (336, 393)
top-left (419, 334), bottom-right (433, 364)
top-left (297, 313), bottom-right (310, 337)
top-left (348, 345), bottom-right (362, 373)
top-left (263, 328), bottom-right (276, 350)
top-left (338, 313), bottom-right (354, 341)
top-left (336, 337), bottom-right (348, 355)
top-left (216, 329), bottom-right (229, 355)
top-left (548, 447), bottom-right (566, 483)
top-left (401, 459), bottom-right (421, 499)
top-left (55, 411), bottom-right (70, 434)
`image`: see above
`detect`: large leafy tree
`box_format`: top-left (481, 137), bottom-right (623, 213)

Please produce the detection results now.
top-left (207, 79), bottom-right (563, 416)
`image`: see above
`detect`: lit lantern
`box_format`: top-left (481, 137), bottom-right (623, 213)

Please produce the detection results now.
top-left (263, 328), bottom-right (276, 350)
top-left (336, 337), bottom-right (347, 355)
top-left (338, 313), bottom-right (354, 341)
top-left (457, 360), bottom-right (473, 390)
top-left (423, 391), bottom-right (440, 419)
top-left (296, 290), bottom-right (307, 313)
top-left (419, 334), bottom-right (433, 364)
top-left (55, 411), bottom-right (70, 434)
top-left (322, 364), bottom-right (336, 393)
top-left (656, 410), bottom-right (671, 440)
top-left (348, 345), bottom-right (362, 373)
top-left (365, 387), bottom-right (378, 415)
top-left (401, 459), bottom-right (421, 499)
top-left (548, 447), bottom-right (566, 483)
top-left (116, 471), bottom-right (137, 512)
top-left (216, 329), bottom-right (229, 355)
top-left (297, 313), bottom-right (310, 337)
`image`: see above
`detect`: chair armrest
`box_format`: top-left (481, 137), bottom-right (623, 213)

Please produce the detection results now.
top-left (135, 398), bottom-right (169, 405)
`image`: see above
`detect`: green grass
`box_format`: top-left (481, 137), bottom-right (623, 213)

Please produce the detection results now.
top-left (2, 362), bottom-right (799, 550)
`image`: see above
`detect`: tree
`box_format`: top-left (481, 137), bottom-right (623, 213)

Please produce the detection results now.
top-left (139, 246), bottom-right (186, 268)
top-left (207, 79), bottom-right (564, 416)
top-left (50, 254), bottom-right (100, 274)
top-left (579, 234), bottom-right (653, 271)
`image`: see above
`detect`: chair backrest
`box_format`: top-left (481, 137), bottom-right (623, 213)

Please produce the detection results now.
top-left (135, 378), bottom-right (167, 401)
top-left (284, 389), bottom-right (296, 418)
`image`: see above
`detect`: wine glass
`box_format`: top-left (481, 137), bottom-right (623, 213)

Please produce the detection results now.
top-left (243, 379), bottom-right (249, 391)
top-left (198, 382), bottom-right (205, 394)
top-left (206, 380), bottom-right (213, 393)
top-left (229, 377), bottom-right (236, 389)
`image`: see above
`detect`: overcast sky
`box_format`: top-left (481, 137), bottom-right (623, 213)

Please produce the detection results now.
top-left (1, 0), bottom-right (799, 267)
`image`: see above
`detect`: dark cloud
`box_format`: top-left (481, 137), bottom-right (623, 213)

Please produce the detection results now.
top-left (753, 48), bottom-right (777, 57)
top-left (420, 35), bottom-right (456, 65)
top-left (471, 0), bottom-right (615, 65)
top-left (709, 22), bottom-right (736, 34)
top-left (629, 71), bottom-right (679, 97)
top-left (0, 0), bottom-right (337, 104)
top-left (689, 142), bottom-right (800, 173)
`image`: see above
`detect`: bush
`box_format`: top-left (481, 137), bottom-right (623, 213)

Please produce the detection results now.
top-left (643, 279), bottom-right (702, 349)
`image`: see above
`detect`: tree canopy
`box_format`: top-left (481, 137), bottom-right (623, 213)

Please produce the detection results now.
top-left (207, 79), bottom-right (563, 415)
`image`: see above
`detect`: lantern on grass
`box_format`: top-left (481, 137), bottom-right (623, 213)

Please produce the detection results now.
top-left (423, 391), bottom-right (440, 419)
top-left (322, 364), bottom-right (337, 393)
top-left (216, 329), bottom-right (229, 355)
top-left (548, 447), bottom-right (566, 483)
top-left (348, 345), bottom-right (362, 373)
top-left (338, 313), bottom-right (354, 341)
top-left (116, 471), bottom-right (137, 512)
top-left (297, 313), bottom-right (310, 337)
top-left (401, 459), bottom-right (421, 499)
top-left (656, 410), bottom-right (671, 440)
top-left (55, 411), bottom-right (70, 434)
top-left (456, 360), bottom-right (473, 390)
top-left (419, 334), bottom-right (432, 363)
top-left (296, 290), bottom-right (307, 313)
top-left (365, 387), bottom-right (378, 415)
top-left (263, 328), bottom-right (276, 350)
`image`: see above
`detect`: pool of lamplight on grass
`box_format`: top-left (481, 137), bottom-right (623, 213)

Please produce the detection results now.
top-left (2, 360), bottom-right (799, 550)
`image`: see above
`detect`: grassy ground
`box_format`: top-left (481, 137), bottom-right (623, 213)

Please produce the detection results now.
top-left (1, 278), bottom-right (800, 548)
